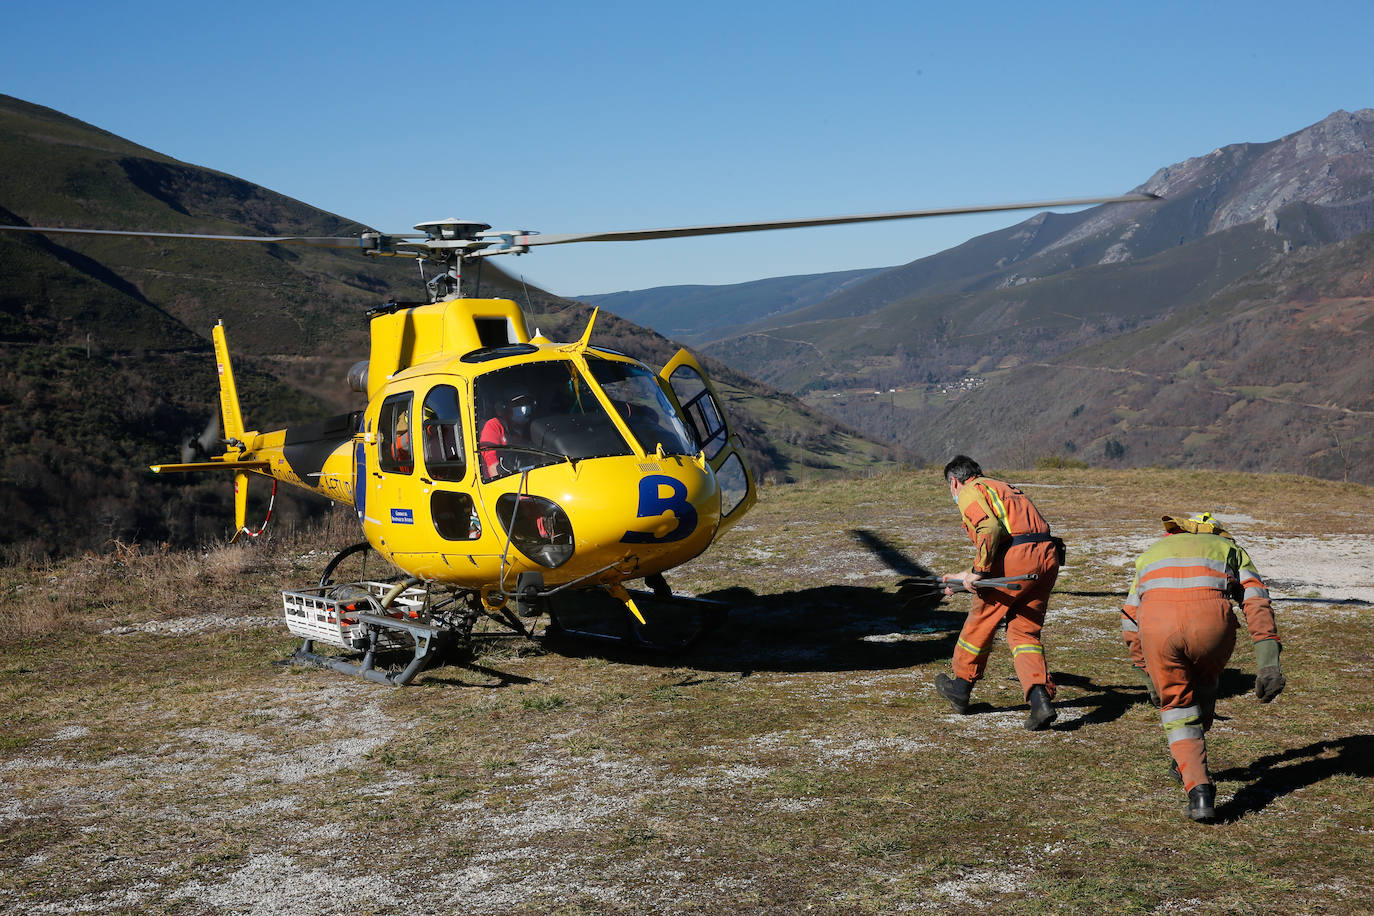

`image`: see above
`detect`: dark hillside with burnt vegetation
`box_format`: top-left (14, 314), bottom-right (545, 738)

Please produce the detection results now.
top-left (0, 95), bottom-right (905, 560)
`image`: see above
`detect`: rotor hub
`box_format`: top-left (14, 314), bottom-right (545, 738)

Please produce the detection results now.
top-left (414, 218), bottom-right (492, 241)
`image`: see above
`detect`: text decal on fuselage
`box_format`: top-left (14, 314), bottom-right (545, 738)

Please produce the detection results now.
top-left (353, 441), bottom-right (366, 521)
top-left (621, 474), bottom-right (698, 544)
top-left (391, 508), bottom-right (414, 525)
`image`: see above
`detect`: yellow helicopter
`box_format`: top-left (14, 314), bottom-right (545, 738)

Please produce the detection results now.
top-left (1, 194), bottom-right (1156, 684)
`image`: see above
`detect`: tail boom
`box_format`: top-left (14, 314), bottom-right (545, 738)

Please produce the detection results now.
top-left (213, 320), bottom-right (247, 445)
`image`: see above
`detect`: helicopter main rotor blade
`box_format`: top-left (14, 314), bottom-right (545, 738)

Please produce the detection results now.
top-left (0, 225), bottom-right (424, 248)
top-left (2, 191), bottom-right (1160, 260)
top-left (517, 193), bottom-right (1161, 247)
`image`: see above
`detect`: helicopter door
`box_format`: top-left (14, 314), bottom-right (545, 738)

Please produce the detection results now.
top-left (417, 383), bottom-right (483, 545)
top-left (659, 349), bottom-right (756, 533)
top-left (368, 391), bottom-right (424, 553)
top-left (369, 383), bottom-right (486, 569)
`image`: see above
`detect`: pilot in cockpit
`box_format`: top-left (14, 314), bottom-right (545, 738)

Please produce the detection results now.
top-left (480, 393), bottom-right (536, 478)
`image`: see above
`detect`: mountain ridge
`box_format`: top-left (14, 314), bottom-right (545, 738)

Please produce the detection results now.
top-left (579, 266), bottom-right (886, 343)
top-left (600, 109), bottom-right (1372, 351)
top-left (587, 108), bottom-right (1374, 483)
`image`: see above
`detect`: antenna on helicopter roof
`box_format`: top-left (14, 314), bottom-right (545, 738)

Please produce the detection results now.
top-left (520, 274), bottom-right (533, 312)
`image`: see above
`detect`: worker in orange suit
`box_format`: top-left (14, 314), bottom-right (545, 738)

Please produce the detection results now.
top-left (935, 455), bottom-right (1062, 730)
top-left (1121, 512), bottom-right (1285, 823)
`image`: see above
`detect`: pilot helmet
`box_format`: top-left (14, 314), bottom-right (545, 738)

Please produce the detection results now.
top-left (507, 394), bottom-right (535, 429)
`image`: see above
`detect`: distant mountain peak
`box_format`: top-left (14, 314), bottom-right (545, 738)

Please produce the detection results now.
top-left (1306, 107), bottom-right (1373, 148)
top-left (1131, 108), bottom-right (1374, 236)
top-left (1029, 108), bottom-right (1374, 265)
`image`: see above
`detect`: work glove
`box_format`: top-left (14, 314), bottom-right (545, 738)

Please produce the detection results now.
top-left (1256, 667), bottom-right (1285, 702)
top-left (1254, 640), bottom-right (1285, 703)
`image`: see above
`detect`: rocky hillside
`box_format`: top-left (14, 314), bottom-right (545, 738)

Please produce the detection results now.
top-left (914, 230), bottom-right (1374, 481)
top-left (664, 109), bottom-right (1373, 481)
top-left (699, 109), bottom-right (1374, 362)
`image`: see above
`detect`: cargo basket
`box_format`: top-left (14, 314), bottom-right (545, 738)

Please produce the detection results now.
top-left (282, 581), bottom-right (428, 649)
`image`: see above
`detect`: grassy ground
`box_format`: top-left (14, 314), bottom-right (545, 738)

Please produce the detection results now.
top-left (2, 468), bottom-right (1371, 914)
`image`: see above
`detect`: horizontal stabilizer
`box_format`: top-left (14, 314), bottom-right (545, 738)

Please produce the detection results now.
top-left (150, 460), bottom-right (272, 474)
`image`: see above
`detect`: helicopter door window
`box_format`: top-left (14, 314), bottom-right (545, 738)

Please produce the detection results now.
top-left (715, 452), bottom-right (751, 519)
top-left (420, 385), bottom-right (466, 482)
top-left (431, 490), bottom-right (480, 540)
top-left (667, 365), bottom-right (728, 459)
top-left (378, 393), bottom-right (414, 475)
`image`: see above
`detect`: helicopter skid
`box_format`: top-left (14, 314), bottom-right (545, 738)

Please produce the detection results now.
top-left (291, 612), bottom-right (442, 686)
top-left (281, 573), bottom-right (727, 684)
top-left (282, 580), bottom-right (469, 687)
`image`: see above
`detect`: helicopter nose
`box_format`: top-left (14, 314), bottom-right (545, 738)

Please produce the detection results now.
top-left (517, 459), bottom-right (719, 580)
top-left (618, 467), bottom-right (718, 548)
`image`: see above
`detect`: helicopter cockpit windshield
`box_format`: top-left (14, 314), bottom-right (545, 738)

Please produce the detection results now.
top-left (584, 351), bottom-right (696, 457)
top-left (475, 356), bottom-right (699, 481)
top-left (474, 360), bottom-right (619, 481)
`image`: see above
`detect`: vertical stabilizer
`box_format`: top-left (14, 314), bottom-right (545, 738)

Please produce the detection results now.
top-left (213, 320), bottom-right (246, 444)
top-left (230, 471), bottom-right (249, 543)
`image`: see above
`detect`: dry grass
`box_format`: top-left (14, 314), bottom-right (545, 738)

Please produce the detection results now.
top-left (0, 509), bottom-right (365, 642)
top-left (1, 469), bottom-right (1372, 915)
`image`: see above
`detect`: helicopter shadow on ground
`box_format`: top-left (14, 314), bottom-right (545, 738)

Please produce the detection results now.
top-left (423, 659), bottom-right (545, 690)
top-left (543, 582), bottom-right (967, 678)
top-left (1211, 733), bottom-right (1374, 822)
top-left (531, 529), bottom-right (970, 677)
top-left (1040, 672), bottom-right (1145, 730)
top-left (383, 585), bottom-right (968, 690)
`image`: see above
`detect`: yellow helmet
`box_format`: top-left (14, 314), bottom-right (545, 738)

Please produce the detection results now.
top-left (1161, 511), bottom-right (1232, 540)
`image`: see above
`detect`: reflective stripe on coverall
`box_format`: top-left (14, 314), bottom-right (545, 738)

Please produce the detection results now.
top-left (1121, 532), bottom-right (1279, 791)
top-left (953, 477), bottom-right (1060, 699)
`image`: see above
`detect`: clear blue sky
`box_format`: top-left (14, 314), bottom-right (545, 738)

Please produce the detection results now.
top-left (4, 0), bottom-right (1372, 296)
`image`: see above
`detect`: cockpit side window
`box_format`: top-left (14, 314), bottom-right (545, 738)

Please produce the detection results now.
top-left (474, 360), bottom-right (631, 481)
top-left (377, 392), bottom-right (414, 474)
top-left (420, 384), bottom-right (466, 482)
top-left (587, 354), bottom-right (697, 457)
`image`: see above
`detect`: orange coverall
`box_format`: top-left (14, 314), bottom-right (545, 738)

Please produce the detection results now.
top-left (952, 477), bottom-right (1060, 699)
top-left (1121, 531), bottom-right (1280, 792)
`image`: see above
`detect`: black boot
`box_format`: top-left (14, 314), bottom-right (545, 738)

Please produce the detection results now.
top-left (1025, 685), bottom-right (1057, 731)
top-left (1169, 759), bottom-right (1182, 783)
top-left (934, 673), bottom-right (973, 714)
top-left (1187, 784), bottom-right (1217, 823)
